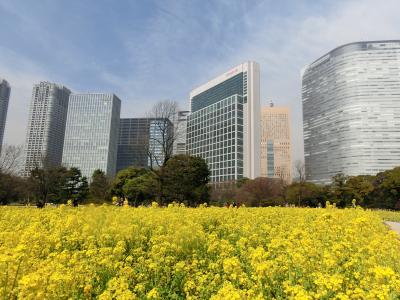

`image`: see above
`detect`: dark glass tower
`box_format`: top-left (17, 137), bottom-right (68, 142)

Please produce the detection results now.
top-left (0, 79), bottom-right (10, 153)
top-left (116, 118), bottom-right (173, 172)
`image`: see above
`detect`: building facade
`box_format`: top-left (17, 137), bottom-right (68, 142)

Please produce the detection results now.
top-left (173, 110), bottom-right (189, 155)
top-left (116, 118), bottom-right (173, 172)
top-left (62, 93), bottom-right (121, 179)
top-left (0, 79), bottom-right (10, 153)
top-left (23, 82), bottom-right (71, 176)
top-left (187, 61), bottom-right (261, 182)
top-left (260, 103), bottom-right (292, 183)
top-left (117, 118), bottom-right (151, 171)
top-left (302, 40), bottom-right (400, 184)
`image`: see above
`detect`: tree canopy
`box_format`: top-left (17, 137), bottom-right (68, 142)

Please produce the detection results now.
top-left (89, 169), bottom-right (111, 203)
top-left (162, 154), bottom-right (210, 206)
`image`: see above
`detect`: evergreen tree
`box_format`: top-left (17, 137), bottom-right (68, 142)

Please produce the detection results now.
top-left (163, 155), bottom-right (210, 206)
top-left (89, 169), bottom-right (110, 203)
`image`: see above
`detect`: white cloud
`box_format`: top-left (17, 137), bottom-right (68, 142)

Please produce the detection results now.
top-left (225, 0), bottom-right (400, 165)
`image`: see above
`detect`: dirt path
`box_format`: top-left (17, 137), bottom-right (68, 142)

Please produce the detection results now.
top-left (385, 221), bottom-right (400, 235)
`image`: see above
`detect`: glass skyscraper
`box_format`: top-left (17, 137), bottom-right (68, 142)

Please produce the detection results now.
top-left (117, 118), bottom-right (173, 172)
top-left (23, 82), bottom-right (71, 176)
top-left (62, 93), bottom-right (121, 179)
top-left (302, 40), bottom-right (400, 184)
top-left (187, 61), bottom-right (260, 182)
top-left (0, 79), bottom-right (10, 153)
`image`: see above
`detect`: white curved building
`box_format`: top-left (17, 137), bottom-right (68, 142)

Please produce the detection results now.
top-left (302, 40), bottom-right (400, 184)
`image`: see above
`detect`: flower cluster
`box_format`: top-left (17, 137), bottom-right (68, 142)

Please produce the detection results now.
top-left (0, 206), bottom-right (399, 299)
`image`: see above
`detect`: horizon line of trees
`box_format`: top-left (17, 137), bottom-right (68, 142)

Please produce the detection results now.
top-left (211, 164), bottom-right (400, 210)
top-left (1, 148), bottom-right (400, 210)
top-left (0, 153), bottom-right (211, 208)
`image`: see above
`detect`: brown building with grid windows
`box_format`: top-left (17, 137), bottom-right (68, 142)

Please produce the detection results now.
top-left (260, 103), bottom-right (292, 183)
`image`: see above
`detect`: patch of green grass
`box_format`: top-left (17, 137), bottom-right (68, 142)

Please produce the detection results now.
top-left (374, 210), bottom-right (400, 222)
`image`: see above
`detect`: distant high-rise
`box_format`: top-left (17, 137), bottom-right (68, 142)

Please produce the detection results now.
top-left (260, 103), bottom-right (292, 183)
top-left (187, 61), bottom-right (261, 182)
top-left (302, 40), bottom-right (400, 184)
top-left (62, 93), bottom-right (121, 179)
top-left (0, 79), bottom-right (10, 153)
top-left (173, 110), bottom-right (189, 155)
top-left (116, 118), bottom-right (173, 172)
top-left (23, 82), bottom-right (71, 176)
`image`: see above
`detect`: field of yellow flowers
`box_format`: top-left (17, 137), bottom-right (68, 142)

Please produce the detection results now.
top-left (1, 205), bottom-right (400, 299)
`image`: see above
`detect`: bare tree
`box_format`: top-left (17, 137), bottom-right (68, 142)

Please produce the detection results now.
top-left (236, 177), bottom-right (285, 207)
top-left (0, 144), bottom-right (24, 175)
top-left (146, 100), bottom-right (180, 169)
top-left (146, 100), bottom-right (188, 204)
top-left (295, 160), bottom-right (306, 183)
top-left (294, 160), bottom-right (307, 206)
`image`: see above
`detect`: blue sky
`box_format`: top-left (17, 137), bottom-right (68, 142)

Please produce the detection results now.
top-left (1, 0), bottom-right (400, 163)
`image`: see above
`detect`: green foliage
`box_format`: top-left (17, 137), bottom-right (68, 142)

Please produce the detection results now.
top-left (110, 167), bottom-right (149, 199)
top-left (329, 173), bottom-right (352, 207)
top-left (284, 167), bottom-right (400, 209)
top-left (63, 167), bottom-right (89, 206)
top-left (162, 155), bottom-right (210, 206)
top-left (368, 167), bottom-right (400, 209)
top-left (236, 177), bottom-right (249, 188)
top-left (89, 169), bottom-right (111, 203)
top-left (28, 165), bottom-right (88, 207)
top-left (344, 175), bottom-right (374, 206)
top-left (285, 181), bottom-right (326, 207)
top-left (0, 172), bottom-right (26, 205)
top-left (123, 172), bottom-right (157, 206)
top-left (29, 165), bottom-right (69, 207)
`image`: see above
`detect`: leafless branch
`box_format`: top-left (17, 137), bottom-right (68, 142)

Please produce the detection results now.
top-left (295, 160), bottom-right (306, 183)
top-left (146, 100), bottom-right (181, 169)
top-left (0, 144), bottom-right (24, 175)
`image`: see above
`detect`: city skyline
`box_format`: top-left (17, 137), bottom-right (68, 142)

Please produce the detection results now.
top-left (2, 0), bottom-right (400, 166)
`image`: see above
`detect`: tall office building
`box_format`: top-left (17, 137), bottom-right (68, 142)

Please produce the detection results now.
top-left (116, 118), bottom-right (173, 172)
top-left (62, 93), bottom-right (121, 179)
top-left (187, 61), bottom-right (260, 182)
top-left (302, 40), bottom-right (400, 184)
top-left (23, 82), bottom-right (71, 176)
top-left (260, 103), bottom-right (292, 183)
top-left (0, 79), bottom-right (10, 153)
top-left (173, 110), bottom-right (190, 155)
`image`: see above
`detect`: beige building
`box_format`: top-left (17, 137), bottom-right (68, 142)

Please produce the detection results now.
top-left (260, 103), bottom-right (292, 183)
